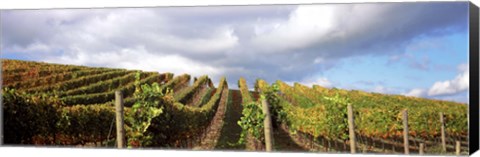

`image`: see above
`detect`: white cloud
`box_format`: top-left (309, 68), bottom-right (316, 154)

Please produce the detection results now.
top-left (403, 88), bottom-right (426, 97)
top-left (43, 46), bottom-right (222, 78)
top-left (427, 65), bottom-right (469, 96)
top-left (397, 63), bottom-right (469, 102)
top-left (251, 5), bottom-right (337, 53)
top-left (372, 86), bottom-right (387, 93)
top-left (286, 76), bottom-right (332, 88)
top-left (370, 85), bottom-right (401, 94)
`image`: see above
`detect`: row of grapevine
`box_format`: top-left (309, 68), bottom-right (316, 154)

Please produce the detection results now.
top-left (55, 104), bottom-right (117, 145)
top-left (61, 72), bottom-right (163, 105)
top-left (3, 59), bottom-right (228, 148)
top-left (311, 84), bottom-right (467, 139)
top-left (254, 79), bottom-right (288, 128)
top-left (2, 59), bottom-right (118, 74)
top-left (2, 70), bottom-right (183, 145)
top-left (2, 88), bottom-right (117, 145)
top-left (1, 59), bottom-right (114, 85)
top-left (257, 80), bottom-right (361, 152)
top-left (264, 80), bottom-right (468, 154)
top-left (145, 77), bottom-right (229, 147)
top-left (120, 73), bottom-right (180, 107)
top-left (160, 74), bottom-right (191, 92)
top-left (275, 80), bottom-right (339, 139)
top-left (26, 70), bottom-right (132, 93)
top-left (174, 75), bottom-right (210, 103)
top-left (2, 59), bottom-right (82, 69)
top-left (279, 80), bottom-right (467, 139)
top-left (190, 88), bottom-right (214, 107)
top-left (182, 77), bottom-right (215, 107)
top-left (193, 82), bottom-right (230, 149)
top-left (2, 59), bottom-right (89, 76)
top-left (238, 78), bottom-right (254, 103)
top-left (4, 68), bottom-right (115, 90)
top-left (59, 71), bottom-right (138, 96)
top-left (237, 77), bottom-right (265, 151)
top-left (3, 67), bottom-right (85, 86)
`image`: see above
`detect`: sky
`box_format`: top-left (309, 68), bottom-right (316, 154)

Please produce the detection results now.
top-left (0, 2), bottom-right (470, 103)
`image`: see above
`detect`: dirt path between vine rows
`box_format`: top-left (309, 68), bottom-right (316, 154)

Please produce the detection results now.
top-left (193, 87), bottom-right (229, 150)
top-left (201, 89), bottom-right (305, 152)
top-left (214, 89), bottom-right (245, 150)
top-left (272, 124), bottom-right (306, 152)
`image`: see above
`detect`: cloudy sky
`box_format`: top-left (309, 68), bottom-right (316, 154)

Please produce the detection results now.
top-left (0, 2), bottom-right (470, 103)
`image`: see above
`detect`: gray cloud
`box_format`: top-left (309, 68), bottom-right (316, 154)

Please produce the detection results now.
top-left (1, 2), bottom-right (469, 90)
top-left (283, 2), bottom-right (467, 60)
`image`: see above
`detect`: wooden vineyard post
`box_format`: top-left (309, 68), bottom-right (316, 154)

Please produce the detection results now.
top-left (419, 143), bottom-right (424, 155)
top-left (456, 141), bottom-right (461, 155)
top-left (440, 112), bottom-right (446, 153)
top-left (347, 104), bottom-right (356, 153)
top-left (403, 109), bottom-right (409, 155)
top-left (261, 97), bottom-right (273, 152)
top-left (115, 90), bottom-right (126, 148)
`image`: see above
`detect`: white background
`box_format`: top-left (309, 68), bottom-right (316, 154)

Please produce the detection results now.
top-left (0, 0), bottom-right (479, 157)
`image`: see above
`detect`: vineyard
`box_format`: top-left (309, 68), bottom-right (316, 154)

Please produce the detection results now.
top-left (1, 59), bottom-right (469, 155)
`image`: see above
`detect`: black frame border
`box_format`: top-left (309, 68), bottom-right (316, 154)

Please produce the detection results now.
top-left (469, 1), bottom-right (479, 155)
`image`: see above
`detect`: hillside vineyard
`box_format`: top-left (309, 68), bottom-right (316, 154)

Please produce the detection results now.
top-left (1, 59), bottom-right (468, 155)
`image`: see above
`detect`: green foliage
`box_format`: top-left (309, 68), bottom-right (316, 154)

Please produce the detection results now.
top-left (323, 93), bottom-right (350, 140)
top-left (125, 72), bottom-right (173, 147)
top-left (61, 72), bottom-right (137, 96)
top-left (146, 77), bottom-right (228, 147)
top-left (237, 78), bottom-right (265, 145)
top-left (237, 102), bottom-right (264, 144)
top-left (276, 81), bottom-right (316, 108)
top-left (276, 80), bottom-right (467, 140)
top-left (3, 86), bottom-right (116, 145)
top-left (238, 78), bottom-right (253, 103)
top-left (61, 72), bottom-right (160, 105)
top-left (56, 104), bottom-right (115, 145)
top-left (5, 68), bottom-right (113, 90)
top-left (256, 80), bottom-right (287, 125)
top-left (203, 89), bottom-right (215, 105)
top-left (2, 60), bottom-right (175, 146)
top-left (125, 74), bottom-right (227, 148)
top-left (159, 74), bottom-right (191, 92)
top-left (2, 88), bottom-right (61, 144)
top-left (26, 70), bottom-right (130, 94)
top-left (2, 59), bottom-right (88, 86)
top-left (174, 75), bottom-right (209, 103)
